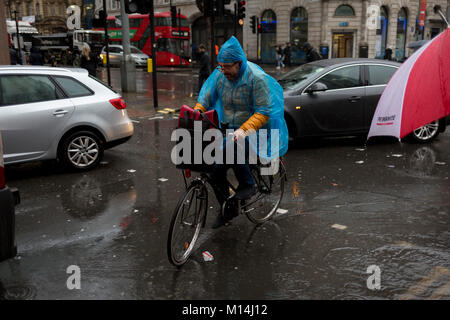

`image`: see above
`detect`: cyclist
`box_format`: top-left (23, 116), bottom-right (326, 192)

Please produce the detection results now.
top-left (193, 36), bottom-right (289, 228)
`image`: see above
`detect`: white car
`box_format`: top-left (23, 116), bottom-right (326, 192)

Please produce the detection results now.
top-left (0, 65), bottom-right (134, 171)
top-left (101, 45), bottom-right (149, 67)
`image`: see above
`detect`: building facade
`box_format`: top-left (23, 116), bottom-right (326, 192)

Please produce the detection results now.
top-left (5, 0), bottom-right (84, 33)
top-left (244, 0), bottom-right (450, 63)
top-left (4, 0), bottom-right (449, 62)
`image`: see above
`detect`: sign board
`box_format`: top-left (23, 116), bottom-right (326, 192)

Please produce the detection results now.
top-left (108, 29), bottom-right (137, 39)
top-left (67, 5), bottom-right (81, 30)
top-left (366, 5), bottom-right (380, 30)
top-left (419, 0), bottom-right (427, 27)
top-left (171, 31), bottom-right (189, 37)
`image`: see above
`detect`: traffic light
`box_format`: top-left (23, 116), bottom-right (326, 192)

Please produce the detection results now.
top-left (171, 5), bottom-right (177, 27)
top-left (92, 10), bottom-right (106, 28)
top-left (250, 15), bottom-right (256, 34)
top-left (257, 23), bottom-right (262, 34)
top-left (124, 0), bottom-right (149, 14)
top-left (237, 0), bottom-right (246, 20)
top-left (204, 0), bottom-right (213, 17)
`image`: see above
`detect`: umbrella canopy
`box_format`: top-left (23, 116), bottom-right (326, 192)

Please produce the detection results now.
top-left (368, 28), bottom-right (450, 140)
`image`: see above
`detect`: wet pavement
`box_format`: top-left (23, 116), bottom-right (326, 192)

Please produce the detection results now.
top-left (0, 65), bottom-right (449, 300)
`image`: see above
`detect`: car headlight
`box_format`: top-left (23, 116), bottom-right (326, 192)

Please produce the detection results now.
top-left (170, 58), bottom-right (174, 63)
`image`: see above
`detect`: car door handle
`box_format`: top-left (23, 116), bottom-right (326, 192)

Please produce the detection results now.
top-left (348, 96), bottom-right (361, 102)
top-left (53, 110), bottom-right (69, 116)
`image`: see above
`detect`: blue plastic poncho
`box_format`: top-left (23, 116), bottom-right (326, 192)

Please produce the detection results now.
top-left (198, 36), bottom-right (289, 160)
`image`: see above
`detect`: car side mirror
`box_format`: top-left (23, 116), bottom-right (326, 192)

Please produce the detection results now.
top-left (305, 82), bottom-right (328, 94)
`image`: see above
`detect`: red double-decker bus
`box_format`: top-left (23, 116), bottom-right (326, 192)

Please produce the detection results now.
top-left (105, 12), bottom-right (190, 66)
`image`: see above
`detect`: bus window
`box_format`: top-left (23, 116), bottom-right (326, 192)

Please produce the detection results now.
top-left (157, 38), bottom-right (178, 54)
top-left (129, 18), bottom-right (143, 28)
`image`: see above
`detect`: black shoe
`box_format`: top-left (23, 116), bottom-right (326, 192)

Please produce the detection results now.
top-left (212, 212), bottom-right (228, 229)
top-left (235, 184), bottom-right (257, 200)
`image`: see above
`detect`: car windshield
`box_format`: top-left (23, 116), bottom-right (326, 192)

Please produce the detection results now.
top-left (278, 64), bottom-right (325, 90)
top-left (130, 47), bottom-right (143, 54)
top-left (85, 33), bottom-right (104, 44)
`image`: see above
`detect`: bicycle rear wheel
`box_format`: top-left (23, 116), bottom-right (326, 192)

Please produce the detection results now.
top-left (245, 161), bottom-right (286, 224)
top-left (167, 181), bottom-right (208, 266)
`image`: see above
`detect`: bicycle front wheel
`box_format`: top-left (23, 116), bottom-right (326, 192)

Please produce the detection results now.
top-left (167, 181), bottom-right (208, 267)
top-left (245, 161), bottom-right (286, 224)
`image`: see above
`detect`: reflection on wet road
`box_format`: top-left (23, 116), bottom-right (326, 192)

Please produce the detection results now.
top-left (0, 77), bottom-right (449, 299)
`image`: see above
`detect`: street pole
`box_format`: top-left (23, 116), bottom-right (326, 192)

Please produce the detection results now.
top-left (178, 8), bottom-right (182, 66)
top-left (13, 11), bottom-right (21, 65)
top-left (256, 17), bottom-right (260, 62)
top-left (210, 11), bottom-right (215, 71)
top-left (149, 0), bottom-right (158, 109)
top-left (102, 0), bottom-right (111, 86)
top-left (7, 1), bottom-right (12, 19)
top-left (119, 0), bottom-right (136, 92)
top-left (234, 2), bottom-right (237, 36)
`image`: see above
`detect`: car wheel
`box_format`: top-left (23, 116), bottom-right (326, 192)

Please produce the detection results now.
top-left (407, 120), bottom-right (440, 143)
top-left (60, 131), bottom-right (104, 171)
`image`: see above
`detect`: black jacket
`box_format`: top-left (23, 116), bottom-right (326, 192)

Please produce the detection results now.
top-left (29, 48), bottom-right (44, 65)
top-left (303, 43), bottom-right (321, 63)
top-left (9, 47), bottom-right (17, 65)
top-left (80, 53), bottom-right (98, 76)
top-left (199, 51), bottom-right (210, 76)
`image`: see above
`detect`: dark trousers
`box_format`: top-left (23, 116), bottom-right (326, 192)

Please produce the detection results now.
top-left (208, 139), bottom-right (255, 205)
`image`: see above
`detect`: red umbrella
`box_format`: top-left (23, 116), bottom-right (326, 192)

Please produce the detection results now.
top-left (368, 27), bottom-right (450, 141)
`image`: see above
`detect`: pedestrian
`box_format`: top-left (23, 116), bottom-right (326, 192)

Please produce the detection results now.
top-left (384, 46), bottom-right (393, 60)
top-left (9, 44), bottom-right (17, 65)
top-left (302, 42), bottom-right (322, 63)
top-left (283, 42), bottom-right (291, 67)
top-left (193, 36), bottom-right (289, 228)
top-left (29, 46), bottom-right (44, 65)
top-left (276, 45), bottom-right (284, 69)
top-left (80, 44), bottom-right (98, 77)
top-left (197, 44), bottom-right (210, 95)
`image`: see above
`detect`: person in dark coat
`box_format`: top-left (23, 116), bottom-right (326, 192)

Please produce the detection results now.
top-left (9, 45), bottom-right (17, 65)
top-left (283, 42), bottom-right (291, 67)
top-left (29, 47), bottom-right (44, 65)
top-left (197, 44), bottom-right (210, 94)
top-left (276, 45), bottom-right (285, 69)
top-left (80, 44), bottom-right (98, 77)
top-left (302, 42), bottom-right (322, 63)
top-left (384, 47), bottom-right (393, 60)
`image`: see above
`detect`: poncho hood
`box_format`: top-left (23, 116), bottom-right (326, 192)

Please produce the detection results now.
top-left (217, 36), bottom-right (247, 79)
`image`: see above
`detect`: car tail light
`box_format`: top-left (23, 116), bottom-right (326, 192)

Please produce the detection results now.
top-left (109, 98), bottom-right (127, 110)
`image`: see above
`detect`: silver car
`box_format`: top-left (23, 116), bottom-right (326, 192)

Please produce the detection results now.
top-left (0, 65), bottom-right (134, 170)
top-left (101, 45), bottom-right (149, 67)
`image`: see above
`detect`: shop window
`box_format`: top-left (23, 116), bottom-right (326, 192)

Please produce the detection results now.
top-left (334, 5), bottom-right (355, 17)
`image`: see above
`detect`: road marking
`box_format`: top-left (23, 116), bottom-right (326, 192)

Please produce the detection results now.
top-left (148, 116), bottom-right (164, 120)
top-left (131, 120), bottom-right (140, 123)
top-left (331, 224), bottom-right (347, 230)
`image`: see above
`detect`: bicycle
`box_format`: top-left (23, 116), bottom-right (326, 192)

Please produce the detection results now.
top-left (167, 150), bottom-right (287, 267)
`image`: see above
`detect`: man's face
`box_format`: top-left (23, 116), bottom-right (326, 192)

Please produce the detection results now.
top-left (219, 61), bottom-right (241, 81)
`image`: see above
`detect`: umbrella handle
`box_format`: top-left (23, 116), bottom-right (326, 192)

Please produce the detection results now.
top-left (434, 5), bottom-right (450, 27)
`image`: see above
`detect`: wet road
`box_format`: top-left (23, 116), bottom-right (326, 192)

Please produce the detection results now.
top-left (0, 67), bottom-right (449, 300)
